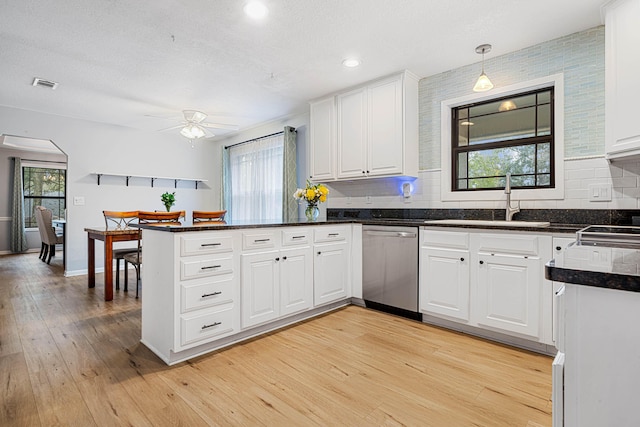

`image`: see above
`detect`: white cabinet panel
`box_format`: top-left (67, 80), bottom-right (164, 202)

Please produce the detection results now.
top-left (314, 241), bottom-right (349, 306)
top-left (309, 96), bottom-right (336, 180)
top-left (180, 233), bottom-right (233, 257)
top-left (420, 247), bottom-right (470, 321)
top-left (241, 251), bottom-right (280, 328)
top-left (337, 87), bottom-right (367, 178)
top-left (605, 0), bottom-right (640, 159)
top-left (475, 253), bottom-right (540, 338)
top-left (180, 306), bottom-right (236, 347)
top-left (368, 75), bottom-right (404, 176)
top-left (180, 276), bottom-right (234, 313)
top-left (280, 246), bottom-right (313, 317)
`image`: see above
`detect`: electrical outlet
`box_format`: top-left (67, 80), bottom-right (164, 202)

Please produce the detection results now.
top-left (73, 196), bottom-right (85, 206)
top-left (365, 195), bottom-right (373, 204)
top-left (588, 184), bottom-right (612, 202)
top-left (346, 196), bottom-right (352, 205)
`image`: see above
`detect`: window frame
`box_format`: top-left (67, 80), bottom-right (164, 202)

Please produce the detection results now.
top-left (452, 87), bottom-right (555, 192)
top-left (440, 74), bottom-right (565, 202)
top-left (22, 163), bottom-right (67, 229)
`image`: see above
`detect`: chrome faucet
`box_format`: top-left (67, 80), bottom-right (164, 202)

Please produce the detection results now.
top-left (505, 173), bottom-right (520, 221)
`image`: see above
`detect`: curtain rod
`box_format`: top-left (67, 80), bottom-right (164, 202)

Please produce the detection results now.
top-left (224, 127), bottom-right (295, 150)
top-left (20, 158), bottom-right (67, 165)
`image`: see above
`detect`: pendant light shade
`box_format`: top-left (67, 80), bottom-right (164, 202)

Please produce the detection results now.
top-left (180, 123), bottom-right (206, 139)
top-left (473, 44), bottom-right (494, 92)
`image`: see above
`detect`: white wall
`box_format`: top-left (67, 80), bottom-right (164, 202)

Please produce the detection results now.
top-left (0, 106), bottom-right (220, 275)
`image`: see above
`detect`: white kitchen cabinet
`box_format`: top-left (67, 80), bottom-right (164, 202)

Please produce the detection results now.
top-left (605, 0), bottom-right (640, 160)
top-left (551, 236), bottom-right (574, 347)
top-left (241, 249), bottom-right (280, 328)
top-left (309, 96), bottom-right (336, 181)
top-left (141, 230), bottom-right (241, 364)
top-left (420, 228), bottom-right (553, 344)
top-left (420, 230), bottom-right (470, 321)
top-left (313, 225), bottom-right (351, 306)
top-left (241, 228), bottom-right (314, 329)
top-left (309, 70), bottom-right (418, 181)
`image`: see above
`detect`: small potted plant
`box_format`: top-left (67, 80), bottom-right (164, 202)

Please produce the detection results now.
top-left (161, 191), bottom-right (176, 212)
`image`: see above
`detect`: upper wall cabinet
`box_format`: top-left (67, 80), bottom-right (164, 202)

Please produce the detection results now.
top-left (605, 0), bottom-right (640, 160)
top-left (308, 70), bottom-right (419, 181)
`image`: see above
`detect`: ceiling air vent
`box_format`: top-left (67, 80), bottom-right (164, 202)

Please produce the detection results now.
top-left (32, 78), bottom-right (59, 90)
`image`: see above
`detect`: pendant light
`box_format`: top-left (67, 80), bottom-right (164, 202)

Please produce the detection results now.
top-left (473, 44), bottom-right (494, 92)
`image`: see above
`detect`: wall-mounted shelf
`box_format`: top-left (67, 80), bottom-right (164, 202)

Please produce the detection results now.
top-left (92, 173), bottom-right (208, 189)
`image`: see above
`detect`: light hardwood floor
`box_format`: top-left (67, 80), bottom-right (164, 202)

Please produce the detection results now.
top-left (0, 252), bottom-right (552, 426)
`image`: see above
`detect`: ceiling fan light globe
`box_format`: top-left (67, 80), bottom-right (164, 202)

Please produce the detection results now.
top-left (180, 124), bottom-right (206, 139)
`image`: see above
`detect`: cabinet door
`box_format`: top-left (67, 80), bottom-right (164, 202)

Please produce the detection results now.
top-left (337, 87), bottom-right (367, 178)
top-left (280, 246), bottom-right (313, 317)
top-left (314, 242), bottom-right (349, 306)
top-left (241, 250), bottom-right (279, 328)
top-left (309, 97), bottom-right (336, 180)
top-left (605, 0), bottom-right (640, 158)
top-left (475, 253), bottom-right (541, 338)
top-left (420, 247), bottom-right (470, 321)
top-left (368, 76), bottom-right (404, 176)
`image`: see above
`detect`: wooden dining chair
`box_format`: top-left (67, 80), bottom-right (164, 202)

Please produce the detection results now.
top-left (103, 210), bottom-right (139, 291)
top-left (123, 210), bottom-right (183, 298)
top-left (192, 210), bottom-right (227, 225)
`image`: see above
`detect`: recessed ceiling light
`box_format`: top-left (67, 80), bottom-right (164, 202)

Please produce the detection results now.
top-left (342, 58), bottom-right (361, 68)
top-left (244, 1), bottom-right (268, 20)
top-left (32, 77), bottom-right (59, 90)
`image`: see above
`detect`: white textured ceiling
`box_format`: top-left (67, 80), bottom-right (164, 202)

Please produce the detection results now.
top-left (0, 0), bottom-right (605, 140)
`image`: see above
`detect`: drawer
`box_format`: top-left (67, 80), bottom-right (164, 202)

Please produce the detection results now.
top-left (180, 234), bottom-right (233, 257)
top-left (243, 231), bottom-right (276, 250)
top-left (281, 228), bottom-right (311, 246)
top-left (314, 226), bottom-right (348, 243)
top-left (180, 276), bottom-right (234, 313)
top-left (422, 229), bottom-right (469, 249)
top-left (475, 233), bottom-right (540, 256)
top-left (180, 254), bottom-right (233, 281)
top-left (180, 306), bottom-right (236, 347)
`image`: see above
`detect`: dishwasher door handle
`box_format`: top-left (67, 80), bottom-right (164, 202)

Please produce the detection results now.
top-left (364, 230), bottom-right (417, 238)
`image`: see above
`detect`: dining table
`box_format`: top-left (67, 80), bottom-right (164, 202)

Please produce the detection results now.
top-left (84, 227), bottom-right (140, 301)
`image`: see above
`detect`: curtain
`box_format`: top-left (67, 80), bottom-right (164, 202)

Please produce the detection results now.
top-left (221, 147), bottom-right (232, 220)
top-left (282, 126), bottom-right (298, 222)
top-left (226, 133), bottom-right (284, 222)
top-left (10, 157), bottom-right (28, 252)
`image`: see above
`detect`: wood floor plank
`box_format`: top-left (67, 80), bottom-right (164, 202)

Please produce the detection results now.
top-left (1, 252), bottom-right (552, 427)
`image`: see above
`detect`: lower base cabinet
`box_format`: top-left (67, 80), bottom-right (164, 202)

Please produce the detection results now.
top-left (314, 241), bottom-right (349, 306)
top-left (420, 228), bottom-right (553, 344)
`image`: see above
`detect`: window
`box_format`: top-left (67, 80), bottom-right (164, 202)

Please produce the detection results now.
top-left (227, 133), bottom-right (284, 221)
top-left (452, 87), bottom-right (554, 191)
top-left (23, 166), bottom-right (66, 228)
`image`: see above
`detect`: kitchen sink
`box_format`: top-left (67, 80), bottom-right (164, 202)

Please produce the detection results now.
top-left (423, 219), bottom-right (551, 227)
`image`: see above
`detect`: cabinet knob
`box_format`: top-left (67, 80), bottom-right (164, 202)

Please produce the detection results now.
top-left (282, 256), bottom-right (287, 260)
top-left (317, 251), bottom-right (321, 255)
top-left (275, 257), bottom-right (280, 261)
top-left (479, 260), bottom-right (484, 265)
top-left (556, 246), bottom-right (562, 251)
top-left (362, 171), bottom-right (365, 174)
top-left (460, 257), bottom-right (465, 262)
top-left (366, 170), bottom-right (370, 173)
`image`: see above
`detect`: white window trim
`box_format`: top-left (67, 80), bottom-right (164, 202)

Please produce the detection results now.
top-left (440, 73), bottom-right (565, 202)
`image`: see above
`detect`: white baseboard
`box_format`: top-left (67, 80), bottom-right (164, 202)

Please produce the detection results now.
top-left (0, 248), bottom-right (40, 255)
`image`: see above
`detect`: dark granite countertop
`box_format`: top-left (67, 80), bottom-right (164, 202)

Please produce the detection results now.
top-left (545, 242), bottom-right (640, 293)
top-left (133, 217), bottom-right (583, 233)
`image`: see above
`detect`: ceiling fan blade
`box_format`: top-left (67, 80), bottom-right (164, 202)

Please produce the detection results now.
top-left (200, 123), bottom-right (239, 131)
top-left (157, 124), bottom-right (184, 132)
top-left (183, 110), bottom-right (207, 123)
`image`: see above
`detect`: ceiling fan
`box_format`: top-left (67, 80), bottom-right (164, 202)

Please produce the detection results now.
top-left (157, 110), bottom-right (239, 141)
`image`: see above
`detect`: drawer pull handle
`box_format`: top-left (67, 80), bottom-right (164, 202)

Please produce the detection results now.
top-left (202, 291), bottom-right (222, 298)
top-left (201, 265), bottom-right (222, 270)
top-left (254, 238), bottom-right (271, 243)
top-left (201, 243), bottom-right (222, 247)
top-left (201, 322), bottom-right (222, 330)
top-left (292, 235), bottom-right (305, 239)
top-left (328, 233), bottom-right (339, 237)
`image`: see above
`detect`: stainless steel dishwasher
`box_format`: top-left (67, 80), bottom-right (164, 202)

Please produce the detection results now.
top-left (362, 225), bottom-right (420, 320)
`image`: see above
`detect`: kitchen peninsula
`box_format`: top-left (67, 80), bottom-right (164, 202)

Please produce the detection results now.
top-left (545, 234), bottom-right (640, 427)
top-left (136, 220), bottom-right (361, 365)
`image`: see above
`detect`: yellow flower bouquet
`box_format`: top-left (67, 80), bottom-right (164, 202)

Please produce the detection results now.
top-left (293, 180), bottom-right (329, 221)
